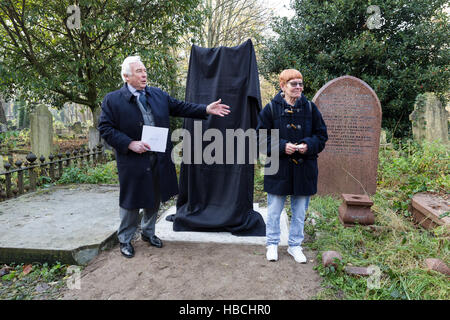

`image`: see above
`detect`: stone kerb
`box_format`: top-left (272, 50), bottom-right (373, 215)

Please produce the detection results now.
top-left (30, 104), bottom-right (54, 159)
top-left (312, 75), bottom-right (382, 195)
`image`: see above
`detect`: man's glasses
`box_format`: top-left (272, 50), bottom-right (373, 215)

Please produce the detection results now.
top-left (288, 81), bottom-right (304, 87)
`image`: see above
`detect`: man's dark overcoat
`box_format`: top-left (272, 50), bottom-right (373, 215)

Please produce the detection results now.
top-left (98, 84), bottom-right (208, 209)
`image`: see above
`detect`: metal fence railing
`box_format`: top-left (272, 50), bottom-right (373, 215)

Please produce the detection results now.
top-left (0, 144), bottom-right (106, 202)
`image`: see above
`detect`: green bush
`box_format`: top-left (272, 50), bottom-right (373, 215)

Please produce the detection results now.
top-left (306, 140), bottom-right (450, 300)
top-left (57, 161), bottom-right (118, 185)
top-left (377, 140), bottom-right (449, 218)
top-left (0, 130), bottom-right (20, 149)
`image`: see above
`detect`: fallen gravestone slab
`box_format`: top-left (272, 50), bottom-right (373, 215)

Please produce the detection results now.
top-left (410, 192), bottom-right (449, 230)
top-left (0, 184), bottom-right (120, 265)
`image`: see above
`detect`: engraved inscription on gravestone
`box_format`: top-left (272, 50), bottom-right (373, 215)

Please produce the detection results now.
top-left (312, 76), bottom-right (382, 195)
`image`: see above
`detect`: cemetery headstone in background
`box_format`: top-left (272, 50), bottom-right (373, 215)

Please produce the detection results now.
top-left (89, 126), bottom-right (100, 151)
top-left (30, 104), bottom-right (54, 159)
top-left (446, 99), bottom-right (450, 124)
top-left (409, 92), bottom-right (448, 143)
top-left (312, 75), bottom-right (382, 195)
top-left (72, 121), bottom-right (83, 135)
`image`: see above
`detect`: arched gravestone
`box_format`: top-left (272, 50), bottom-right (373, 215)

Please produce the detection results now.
top-left (30, 104), bottom-right (54, 159)
top-left (312, 76), bottom-right (382, 195)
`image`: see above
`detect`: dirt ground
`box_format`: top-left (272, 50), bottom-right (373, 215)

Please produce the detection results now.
top-left (61, 239), bottom-right (322, 300)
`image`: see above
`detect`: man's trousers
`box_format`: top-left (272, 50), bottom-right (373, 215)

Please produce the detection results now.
top-left (117, 161), bottom-right (160, 244)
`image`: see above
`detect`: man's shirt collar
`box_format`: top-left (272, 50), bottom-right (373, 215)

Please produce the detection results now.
top-left (126, 83), bottom-right (145, 97)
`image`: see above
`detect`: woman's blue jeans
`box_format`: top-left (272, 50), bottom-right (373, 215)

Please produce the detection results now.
top-left (266, 193), bottom-right (310, 247)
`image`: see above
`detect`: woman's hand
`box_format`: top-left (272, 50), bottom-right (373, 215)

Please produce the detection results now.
top-left (285, 143), bottom-right (297, 155)
top-left (297, 143), bottom-right (308, 154)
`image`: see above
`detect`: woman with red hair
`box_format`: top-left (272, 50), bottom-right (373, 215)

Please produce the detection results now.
top-left (257, 69), bottom-right (328, 263)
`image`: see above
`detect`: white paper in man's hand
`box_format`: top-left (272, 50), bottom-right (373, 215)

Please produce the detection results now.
top-left (141, 125), bottom-right (169, 153)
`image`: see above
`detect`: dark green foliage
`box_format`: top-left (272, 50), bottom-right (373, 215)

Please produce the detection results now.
top-left (17, 106), bottom-right (29, 129)
top-left (260, 0), bottom-right (450, 137)
top-left (0, 0), bottom-right (203, 120)
top-left (377, 140), bottom-right (449, 218)
top-left (57, 161), bottom-right (118, 184)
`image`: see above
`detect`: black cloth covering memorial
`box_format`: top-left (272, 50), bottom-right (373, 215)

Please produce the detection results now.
top-left (167, 39), bottom-right (266, 236)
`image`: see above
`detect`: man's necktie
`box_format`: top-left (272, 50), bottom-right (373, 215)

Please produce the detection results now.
top-left (137, 90), bottom-right (147, 108)
top-left (136, 89), bottom-right (155, 127)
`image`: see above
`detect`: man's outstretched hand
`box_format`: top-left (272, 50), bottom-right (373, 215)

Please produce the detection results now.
top-left (206, 99), bottom-right (231, 117)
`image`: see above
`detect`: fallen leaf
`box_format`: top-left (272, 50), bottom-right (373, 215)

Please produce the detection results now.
top-left (0, 267), bottom-right (12, 277)
top-left (22, 264), bottom-right (32, 275)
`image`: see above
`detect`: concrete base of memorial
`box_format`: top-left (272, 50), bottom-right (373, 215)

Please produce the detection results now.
top-left (156, 204), bottom-right (289, 246)
top-left (0, 184), bottom-right (288, 265)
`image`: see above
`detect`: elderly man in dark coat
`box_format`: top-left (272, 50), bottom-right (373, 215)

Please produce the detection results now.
top-left (98, 56), bottom-right (230, 258)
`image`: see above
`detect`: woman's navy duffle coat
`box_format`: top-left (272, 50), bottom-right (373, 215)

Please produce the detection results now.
top-left (256, 91), bottom-right (328, 196)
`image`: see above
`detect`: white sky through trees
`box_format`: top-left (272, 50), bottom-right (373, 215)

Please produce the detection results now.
top-left (263, 0), bottom-right (295, 18)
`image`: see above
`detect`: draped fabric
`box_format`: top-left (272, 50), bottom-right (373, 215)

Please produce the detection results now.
top-left (168, 39), bottom-right (266, 236)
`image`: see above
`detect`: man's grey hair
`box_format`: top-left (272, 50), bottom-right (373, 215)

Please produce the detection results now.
top-left (121, 56), bottom-right (142, 82)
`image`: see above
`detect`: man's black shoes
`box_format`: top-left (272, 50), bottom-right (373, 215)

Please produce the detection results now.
top-left (141, 234), bottom-right (163, 248)
top-left (120, 242), bottom-right (135, 258)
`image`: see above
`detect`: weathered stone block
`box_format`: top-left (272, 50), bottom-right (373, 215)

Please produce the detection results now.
top-left (322, 250), bottom-right (342, 268)
top-left (410, 192), bottom-right (449, 230)
top-left (344, 266), bottom-right (372, 277)
top-left (338, 194), bottom-right (375, 227)
top-left (425, 258), bottom-right (450, 276)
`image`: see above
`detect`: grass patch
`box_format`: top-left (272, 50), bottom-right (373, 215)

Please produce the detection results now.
top-left (0, 262), bottom-right (77, 300)
top-left (304, 140), bottom-right (449, 300)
